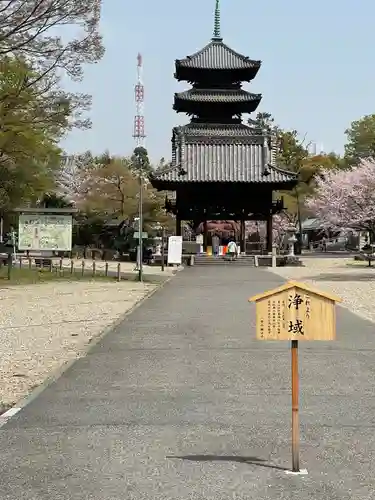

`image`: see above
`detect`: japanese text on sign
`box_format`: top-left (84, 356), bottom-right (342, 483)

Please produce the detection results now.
top-left (250, 281), bottom-right (341, 341)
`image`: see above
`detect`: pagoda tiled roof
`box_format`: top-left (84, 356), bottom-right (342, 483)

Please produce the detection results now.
top-left (150, 125), bottom-right (298, 186)
top-left (177, 122), bottom-right (264, 138)
top-left (174, 88), bottom-right (262, 104)
top-left (175, 39), bottom-right (261, 73)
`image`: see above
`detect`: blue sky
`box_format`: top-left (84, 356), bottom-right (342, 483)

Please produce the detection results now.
top-left (62, 0), bottom-right (375, 162)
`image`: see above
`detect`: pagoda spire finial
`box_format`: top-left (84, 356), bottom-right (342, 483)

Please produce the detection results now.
top-left (212, 0), bottom-right (222, 40)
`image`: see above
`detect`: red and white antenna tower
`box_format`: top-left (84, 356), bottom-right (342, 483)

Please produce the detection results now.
top-left (133, 53), bottom-right (146, 147)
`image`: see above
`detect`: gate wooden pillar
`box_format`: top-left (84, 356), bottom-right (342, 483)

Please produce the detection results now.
top-left (266, 213), bottom-right (273, 254)
top-left (203, 220), bottom-right (208, 252)
top-left (176, 217), bottom-right (182, 236)
top-left (240, 220), bottom-right (246, 254)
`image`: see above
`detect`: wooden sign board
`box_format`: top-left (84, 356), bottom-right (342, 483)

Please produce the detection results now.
top-left (249, 281), bottom-right (341, 341)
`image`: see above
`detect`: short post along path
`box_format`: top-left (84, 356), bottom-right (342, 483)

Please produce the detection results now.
top-left (0, 266), bottom-right (374, 499)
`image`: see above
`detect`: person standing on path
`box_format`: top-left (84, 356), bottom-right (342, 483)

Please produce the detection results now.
top-left (226, 238), bottom-right (238, 261)
top-left (212, 233), bottom-right (220, 257)
top-left (321, 235), bottom-right (327, 252)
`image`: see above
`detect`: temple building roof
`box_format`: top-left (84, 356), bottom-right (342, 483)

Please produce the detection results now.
top-left (175, 40), bottom-right (261, 73)
top-left (174, 89), bottom-right (261, 104)
top-left (151, 143), bottom-right (297, 185)
top-left (178, 122), bottom-right (263, 138)
top-left (173, 89), bottom-right (262, 114)
top-left (174, 0), bottom-right (260, 81)
top-left (150, 125), bottom-right (298, 188)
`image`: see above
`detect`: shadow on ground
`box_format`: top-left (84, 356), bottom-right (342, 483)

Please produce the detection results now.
top-left (167, 455), bottom-right (289, 471)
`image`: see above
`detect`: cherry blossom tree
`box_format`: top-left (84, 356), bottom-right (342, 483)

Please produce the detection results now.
top-left (306, 159), bottom-right (375, 237)
top-left (246, 212), bottom-right (295, 248)
top-left (57, 153), bottom-right (95, 204)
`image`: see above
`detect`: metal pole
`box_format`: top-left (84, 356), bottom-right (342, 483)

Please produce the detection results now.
top-left (138, 175), bottom-right (143, 282)
top-left (7, 252), bottom-right (12, 280)
top-left (11, 230), bottom-right (16, 263)
top-left (291, 339), bottom-right (300, 472)
top-left (161, 227), bottom-right (165, 271)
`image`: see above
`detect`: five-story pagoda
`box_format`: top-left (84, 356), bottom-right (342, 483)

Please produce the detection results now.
top-left (150, 0), bottom-right (297, 252)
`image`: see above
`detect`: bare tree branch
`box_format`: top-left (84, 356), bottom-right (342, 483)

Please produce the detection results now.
top-left (0, 0), bottom-right (104, 80)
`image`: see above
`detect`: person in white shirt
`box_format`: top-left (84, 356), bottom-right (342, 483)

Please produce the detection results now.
top-left (226, 239), bottom-right (237, 261)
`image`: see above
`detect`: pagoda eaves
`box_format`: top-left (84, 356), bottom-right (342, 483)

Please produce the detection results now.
top-left (173, 88), bottom-right (262, 115)
top-left (174, 40), bottom-right (261, 83)
top-left (150, 124), bottom-right (298, 189)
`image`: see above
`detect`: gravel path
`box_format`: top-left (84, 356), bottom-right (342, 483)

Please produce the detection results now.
top-left (270, 257), bottom-right (375, 322)
top-left (0, 280), bottom-right (156, 406)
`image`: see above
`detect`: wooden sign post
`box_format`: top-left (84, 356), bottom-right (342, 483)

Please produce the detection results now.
top-left (249, 281), bottom-right (341, 474)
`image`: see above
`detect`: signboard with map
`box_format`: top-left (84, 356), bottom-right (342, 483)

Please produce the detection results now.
top-left (18, 214), bottom-right (72, 251)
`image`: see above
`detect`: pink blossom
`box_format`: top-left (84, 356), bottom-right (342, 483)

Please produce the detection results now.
top-left (306, 159), bottom-right (375, 233)
top-left (246, 212), bottom-right (294, 246)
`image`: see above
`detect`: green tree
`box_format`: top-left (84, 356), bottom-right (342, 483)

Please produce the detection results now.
top-left (77, 153), bottom-right (174, 231)
top-left (0, 56), bottom-right (90, 140)
top-left (0, 57), bottom-right (75, 213)
top-left (38, 193), bottom-right (73, 209)
top-left (0, 157), bottom-right (56, 212)
top-left (282, 154), bottom-right (341, 218)
top-left (250, 113), bottom-right (309, 232)
top-left (249, 112), bottom-right (346, 245)
top-left (250, 112), bottom-right (309, 171)
top-left (0, 57), bottom-right (76, 208)
top-left (249, 111), bottom-right (275, 132)
top-left (81, 157), bottom-right (138, 217)
top-left (344, 114), bottom-right (375, 166)
top-left (131, 147), bottom-right (151, 175)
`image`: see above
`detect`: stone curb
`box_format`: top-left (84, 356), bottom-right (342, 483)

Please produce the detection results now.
top-left (0, 276), bottom-right (173, 427)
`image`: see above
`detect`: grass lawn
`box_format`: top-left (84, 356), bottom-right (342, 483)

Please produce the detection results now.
top-left (0, 266), bottom-right (119, 286)
top-left (0, 265), bottom-right (164, 286)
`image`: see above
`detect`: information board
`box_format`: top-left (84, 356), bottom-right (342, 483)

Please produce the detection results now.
top-left (250, 281), bottom-right (341, 341)
top-left (167, 236), bottom-right (182, 265)
top-left (18, 214), bottom-right (73, 251)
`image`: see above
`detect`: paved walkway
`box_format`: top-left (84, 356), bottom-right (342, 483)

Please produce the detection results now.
top-left (0, 267), bottom-right (374, 499)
